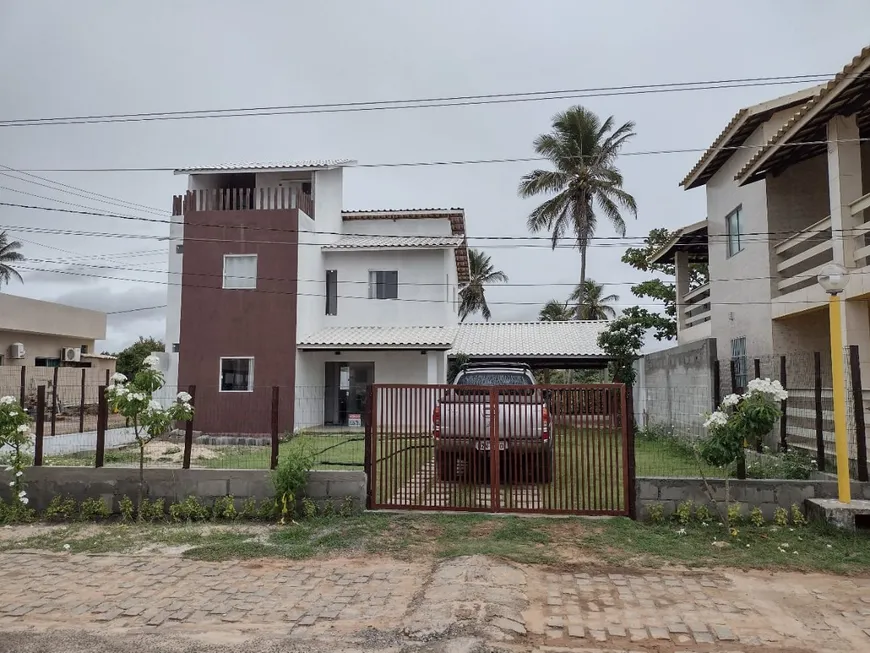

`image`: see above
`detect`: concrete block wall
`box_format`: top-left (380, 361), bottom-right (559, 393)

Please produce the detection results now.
top-left (0, 468), bottom-right (366, 513)
top-left (636, 476), bottom-right (870, 521)
top-left (634, 338), bottom-right (716, 438)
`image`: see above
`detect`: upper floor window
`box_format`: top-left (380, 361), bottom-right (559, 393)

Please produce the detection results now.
top-left (223, 254), bottom-right (257, 289)
top-left (369, 271), bottom-right (398, 300)
top-left (726, 206), bottom-right (744, 257)
top-left (325, 270), bottom-right (338, 315)
top-left (730, 336), bottom-right (748, 390)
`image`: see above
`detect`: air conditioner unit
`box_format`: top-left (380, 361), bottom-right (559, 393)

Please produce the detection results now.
top-left (61, 347), bottom-right (81, 363)
top-left (8, 343), bottom-right (25, 359)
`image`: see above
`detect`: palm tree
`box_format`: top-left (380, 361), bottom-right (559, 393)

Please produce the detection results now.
top-left (458, 248), bottom-right (508, 322)
top-left (539, 299), bottom-right (574, 322)
top-left (0, 231), bottom-right (24, 288)
top-left (518, 105), bottom-right (637, 308)
top-left (570, 279), bottom-right (618, 320)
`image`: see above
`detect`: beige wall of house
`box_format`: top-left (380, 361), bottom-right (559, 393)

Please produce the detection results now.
top-left (0, 294), bottom-right (106, 341)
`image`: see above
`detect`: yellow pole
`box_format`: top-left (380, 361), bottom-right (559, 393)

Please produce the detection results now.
top-left (829, 293), bottom-right (851, 503)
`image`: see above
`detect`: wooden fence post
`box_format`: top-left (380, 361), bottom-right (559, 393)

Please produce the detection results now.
top-left (625, 384), bottom-right (637, 520)
top-left (270, 386), bottom-right (280, 470)
top-left (712, 359), bottom-right (721, 411)
top-left (730, 359), bottom-right (745, 478)
top-left (753, 358), bottom-right (763, 451)
top-left (34, 386), bottom-right (45, 467)
top-left (780, 355), bottom-right (788, 452)
top-left (849, 345), bottom-right (868, 482)
top-left (814, 351), bottom-right (825, 472)
top-left (182, 385), bottom-right (196, 470)
top-left (95, 385), bottom-right (107, 468)
top-left (50, 366), bottom-right (59, 437)
top-left (19, 366), bottom-right (26, 409)
top-left (79, 368), bottom-right (86, 434)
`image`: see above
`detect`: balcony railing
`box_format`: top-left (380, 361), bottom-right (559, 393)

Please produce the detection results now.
top-left (681, 282), bottom-right (711, 329)
top-left (171, 187), bottom-right (314, 218)
top-left (850, 191), bottom-right (870, 266)
top-left (774, 215), bottom-right (833, 295)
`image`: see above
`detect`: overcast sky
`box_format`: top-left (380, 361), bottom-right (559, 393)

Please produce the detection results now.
top-left (1, 1), bottom-right (868, 353)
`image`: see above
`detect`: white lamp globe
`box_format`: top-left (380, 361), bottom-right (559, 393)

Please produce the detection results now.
top-left (817, 263), bottom-right (850, 295)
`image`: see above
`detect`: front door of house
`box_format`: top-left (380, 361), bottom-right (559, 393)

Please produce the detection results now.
top-left (347, 363), bottom-right (373, 427)
top-left (324, 362), bottom-right (374, 427)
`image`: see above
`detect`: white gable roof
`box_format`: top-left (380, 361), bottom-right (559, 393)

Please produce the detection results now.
top-left (451, 321), bottom-right (609, 358)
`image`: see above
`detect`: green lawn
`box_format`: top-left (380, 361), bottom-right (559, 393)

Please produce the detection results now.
top-left (3, 512), bottom-right (869, 575)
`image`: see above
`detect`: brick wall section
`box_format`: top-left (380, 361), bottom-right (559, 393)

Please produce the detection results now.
top-left (0, 468), bottom-right (365, 512)
top-left (634, 338), bottom-right (716, 438)
top-left (636, 475), bottom-right (870, 521)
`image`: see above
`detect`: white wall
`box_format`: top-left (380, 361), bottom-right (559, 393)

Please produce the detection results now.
top-left (294, 349), bottom-right (439, 430)
top-left (343, 217), bottom-right (452, 238)
top-left (163, 211), bottom-right (183, 393)
top-left (707, 125), bottom-right (773, 359)
top-left (322, 249), bottom-right (454, 327)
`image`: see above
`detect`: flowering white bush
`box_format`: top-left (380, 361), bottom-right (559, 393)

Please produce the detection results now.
top-left (0, 395), bottom-right (32, 508)
top-left (106, 356), bottom-right (193, 506)
top-left (700, 377), bottom-right (788, 468)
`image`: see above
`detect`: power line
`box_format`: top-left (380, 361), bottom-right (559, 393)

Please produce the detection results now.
top-left (7, 137), bottom-right (870, 173)
top-left (0, 73), bottom-right (847, 128)
top-left (0, 200), bottom-right (862, 246)
top-left (107, 305), bottom-right (167, 315)
top-left (11, 263), bottom-right (865, 309)
top-left (18, 254), bottom-right (844, 288)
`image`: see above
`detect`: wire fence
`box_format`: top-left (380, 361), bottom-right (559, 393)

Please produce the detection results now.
top-left (634, 348), bottom-right (869, 481)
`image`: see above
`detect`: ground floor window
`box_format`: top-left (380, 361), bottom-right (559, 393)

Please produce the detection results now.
top-left (220, 357), bottom-right (254, 392)
top-left (35, 357), bottom-right (60, 368)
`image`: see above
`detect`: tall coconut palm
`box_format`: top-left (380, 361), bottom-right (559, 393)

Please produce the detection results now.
top-left (539, 299), bottom-right (574, 322)
top-left (0, 231), bottom-right (24, 288)
top-left (570, 279), bottom-right (618, 320)
top-left (458, 249), bottom-right (508, 322)
top-left (518, 105), bottom-right (637, 308)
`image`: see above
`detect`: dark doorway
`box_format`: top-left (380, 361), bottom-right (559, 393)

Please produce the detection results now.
top-left (324, 361), bottom-right (374, 427)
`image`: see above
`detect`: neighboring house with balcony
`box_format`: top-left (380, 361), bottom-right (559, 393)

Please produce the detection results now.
top-left (637, 45), bottom-right (870, 452)
top-left (163, 160), bottom-right (610, 435)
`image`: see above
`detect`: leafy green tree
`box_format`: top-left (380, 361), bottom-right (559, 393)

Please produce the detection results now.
top-left (0, 231), bottom-right (24, 288)
top-left (519, 105), bottom-right (637, 308)
top-left (620, 228), bottom-right (709, 340)
top-left (597, 315), bottom-right (646, 385)
top-left (570, 279), bottom-right (618, 320)
top-left (458, 249), bottom-right (508, 322)
top-left (114, 336), bottom-right (165, 379)
top-left (539, 300), bottom-right (574, 322)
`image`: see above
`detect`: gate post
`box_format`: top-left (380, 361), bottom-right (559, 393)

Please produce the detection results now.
top-left (363, 384), bottom-right (374, 510)
top-left (624, 384), bottom-right (637, 519)
top-left (489, 388), bottom-right (501, 511)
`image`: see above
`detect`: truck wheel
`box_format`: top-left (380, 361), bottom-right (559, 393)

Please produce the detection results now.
top-left (436, 451), bottom-right (455, 482)
top-left (538, 450), bottom-right (554, 484)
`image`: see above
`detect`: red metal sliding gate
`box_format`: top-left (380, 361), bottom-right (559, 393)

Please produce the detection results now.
top-left (365, 384), bottom-right (633, 516)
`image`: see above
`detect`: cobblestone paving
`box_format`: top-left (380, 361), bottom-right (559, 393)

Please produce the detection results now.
top-left (0, 552), bottom-right (421, 638)
top-left (3, 551), bottom-right (870, 651)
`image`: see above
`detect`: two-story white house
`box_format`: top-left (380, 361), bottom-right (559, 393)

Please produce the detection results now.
top-left (163, 160), bottom-right (612, 434)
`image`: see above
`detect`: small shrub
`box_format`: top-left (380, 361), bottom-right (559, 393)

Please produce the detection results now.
top-left (212, 495), bottom-right (237, 521)
top-left (258, 498), bottom-right (276, 522)
top-left (339, 496), bottom-right (357, 517)
top-left (749, 506), bottom-right (765, 527)
top-left (301, 497), bottom-right (318, 520)
top-left (791, 503), bottom-right (808, 526)
top-left (0, 499), bottom-right (35, 524)
top-left (773, 507), bottom-right (789, 527)
top-left (45, 495), bottom-right (78, 522)
top-left (695, 504), bottom-right (712, 523)
top-left (321, 499), bottom-right (335, 517)
top-left (139, 498), bottom-right (165, 522)
top-left (675, 500), bottom-right (694, 525)
top-left (647, 503), bottom-right (665, 524)
top-left (272, 439), bottom-right (315, 523)
top-left (726, 503), bottom-right (742, 525)
top-left (164, 446), bottom-right (182, 455)
top-left (240, 497), bottom-right (258, 520)
top-left (119, 495), bottom-right (135, 522)
top-left (170, 495), bottom-right (209, 522)
top-left (79, 497), bottom-right (111, 521)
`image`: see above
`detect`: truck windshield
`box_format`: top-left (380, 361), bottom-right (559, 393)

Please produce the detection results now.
top-left (456, 372), bottom-right (532, 386)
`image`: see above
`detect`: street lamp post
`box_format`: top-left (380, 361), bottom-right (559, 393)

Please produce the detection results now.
top-left (818, 263), bottom-right (851, 503)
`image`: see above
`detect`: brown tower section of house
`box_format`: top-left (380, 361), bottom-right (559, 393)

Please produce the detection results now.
top-left (174, 190), bottom-right (299, 435)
